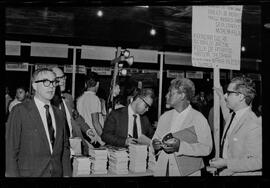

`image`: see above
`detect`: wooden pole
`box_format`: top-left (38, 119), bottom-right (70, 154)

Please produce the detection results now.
top-left (158, 52), bottom-right (164, 119)
top-left (213, 65), bottom-right (221, 159)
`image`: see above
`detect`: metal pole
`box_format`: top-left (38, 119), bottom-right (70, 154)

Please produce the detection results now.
top-left (158, 52), bottom-right (164, 119)
top-left (72, 47), bottom-right (76, 99)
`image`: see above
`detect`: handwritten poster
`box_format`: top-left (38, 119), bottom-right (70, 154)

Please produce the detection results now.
top-left (192, 6), bottom-right (243, 70)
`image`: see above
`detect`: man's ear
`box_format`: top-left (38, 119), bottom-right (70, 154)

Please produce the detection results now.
top-left (32, 83), bottom-right (37, 91)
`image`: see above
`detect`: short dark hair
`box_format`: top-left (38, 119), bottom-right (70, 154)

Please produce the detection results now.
top-left (134, 88), bottom-right (155, 100)
top-left (231, 76), bottom-right (256, 105)
top-left (85, 72), bottom-right (99, 88)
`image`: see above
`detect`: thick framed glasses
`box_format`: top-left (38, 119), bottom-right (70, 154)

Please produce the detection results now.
top-left (225, 90), bottom-right (241, 95)
top-left (139, 97), bottom-right (151, 108)
top-left (35, 79), bottom-right (59, 87)
top-left (56, 75), bottom-right (66, 81)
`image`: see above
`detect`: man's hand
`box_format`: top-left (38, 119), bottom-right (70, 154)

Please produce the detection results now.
top-left (86, 129), bottom-right (98, 144)
top-left (125, 137), bottom-right (137, 146)
top-left (162, 137), bottom-right (180, 154)
top-left (209, 158), bottom-right (227, 169)
top-left (162, 133), bottom-right (180, 154)
top-left (152, 138), bottom-right (163, 152)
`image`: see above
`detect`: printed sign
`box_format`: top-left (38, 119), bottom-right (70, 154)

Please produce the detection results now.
top-left (186, 71), bottom-right (203, 79)
top-left (192, 6), bottom-right (243, 70)
top-left (64, 65), bottom-right (86, 74)
top-left (6, 62), bottom-right (29, 71)
top-left (166, 70), bottom-right (185, 79)
top-left (91, 67), bottom-right (112, 75)
top-left (34, 64), bottom-right (57, 70)
top-left (142, 69), bottom-right (160, 79)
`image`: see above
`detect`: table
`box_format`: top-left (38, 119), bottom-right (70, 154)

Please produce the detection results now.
top-left (73, 169), bottom-right (154, 177)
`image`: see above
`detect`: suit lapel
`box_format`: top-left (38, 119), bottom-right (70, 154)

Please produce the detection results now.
top-left (230, 109), bottom-right (251, 136)
top-left (28, 99), bottom-right (51, 152)
top-left (52, 106), bottom-right (62, 150)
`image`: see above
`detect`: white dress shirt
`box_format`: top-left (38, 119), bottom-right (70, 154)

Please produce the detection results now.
top-left (61, 99), bottom-right (73, 138)
top-left (34, 97), bottom-right (56, 153)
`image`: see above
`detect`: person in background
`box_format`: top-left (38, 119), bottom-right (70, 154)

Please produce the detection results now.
top-left (101, 88), bottom-right (155, 147)
top-left (210, 76), bottom-right (262, 176)
top-left (5, 87), bottom-right (12, 121)
top-left (151, 78), bottom-right (212, 176)
top-left (77, 71), bottom-right (105, 147)
top-left (6, 68), bottom-right (71, 177)
top-left (51, 66), bottom-right (95, 155)
top-left (8, 86), bottom-right (27, 112)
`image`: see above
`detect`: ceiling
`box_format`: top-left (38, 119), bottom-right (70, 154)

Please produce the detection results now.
top-left (5, 5), bottom-right (262, 59)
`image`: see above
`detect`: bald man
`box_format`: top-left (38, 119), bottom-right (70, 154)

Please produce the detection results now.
top-left (51, 66), bottom-right (94, 155)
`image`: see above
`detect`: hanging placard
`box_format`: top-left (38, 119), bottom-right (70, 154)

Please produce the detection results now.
top-left (91, 67), bottom-right (112, 75)
top-left (6, 62), bottom-right (28, 71)
top-left (142, 69), bottom-right (160, 79)
top-left (210, 72), bottom-right (227, 79)
top-left (64, 65), bottom-right (86, 74)
top-left (186, 71), bottom-right (203, 79)
top-left (167, 70), bottom-right (185, 78)
top-left (192, 6), bottom-right (243, 70)
top-left (34, 64), bottom-right (57, 70)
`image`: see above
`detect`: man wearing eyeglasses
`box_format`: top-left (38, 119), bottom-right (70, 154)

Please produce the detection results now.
top-left (51, 66), bottom-right (94, 155)
top-left (6, 68), bottom-right (71, 177)
top-left (150, 78), bottom-right (212, 176)
top-left (210, 76), bottom-right (262, 176)
top-left (101, 88), bottom-right (155, 147)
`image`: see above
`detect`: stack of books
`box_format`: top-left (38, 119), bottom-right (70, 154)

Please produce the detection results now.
top-left (88, 147), bottom-right (108, 174)
top-left (107, 146), bottom-right (129, 174)
top-left (129, 144), bottom-right (148, 173)
top-left (147, 147), bottom-right (156, 171)
top-left (72, 156), bottom-right (91, 177)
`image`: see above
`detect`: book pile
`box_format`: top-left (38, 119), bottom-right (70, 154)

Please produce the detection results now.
top-left (128, 144), bottom-right (148, 173)
top-left (147, 147), bottom-right (156, 171)
top-left (72, 156), bottom-right (91, 177)
top-left (88, 147), bottom-right (108, 174)
top-left (107, 146), bottom-right (129, 174)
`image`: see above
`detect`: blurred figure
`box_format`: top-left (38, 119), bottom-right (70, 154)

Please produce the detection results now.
top-left (5, 87), bottom-right (12, 121)
top-left (8, 86), bottom-right (27, 112)
top-left (193, 90), bottom-right (208, 118)
top-left (102, 88), bottom-right (155, 147)
top-left (210, 76), bottom-right (262, 176)
top-left (77, 71), bottom-right (105, 147)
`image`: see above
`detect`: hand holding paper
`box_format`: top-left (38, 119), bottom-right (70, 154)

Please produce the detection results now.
top-left (162, 133), bottom-right (180, 154)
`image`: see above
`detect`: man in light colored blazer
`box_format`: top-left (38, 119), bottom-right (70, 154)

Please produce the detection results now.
top-left (210, 76), bottom-right (262, 176)
top-left (6, 68), bottom-right (71, 177)
top-left (151, 78), bottom-right (212, 176)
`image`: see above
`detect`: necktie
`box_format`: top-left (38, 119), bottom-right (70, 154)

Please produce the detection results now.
top-left (220, 112), bottom-right (236, 157)
top-left (133, 114), bottom-right (138, 139)
top-left (44, 104), bottom-right (55, 147)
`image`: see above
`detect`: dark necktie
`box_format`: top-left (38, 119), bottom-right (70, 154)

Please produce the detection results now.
top-left (133, 114), bottom-right (138, 139)
top-left (44, 104), bottom-right (55, 147)
top-left (220, 112), bottom-right (236, 157)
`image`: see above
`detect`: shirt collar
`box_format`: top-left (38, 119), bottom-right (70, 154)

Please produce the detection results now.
top-left (128, 104), bottom-right (137, 117)
top-left (34, 96), bottom-right (51, 109)
top-left (85, 90), bottom-right (96, 95)
top-left (174, 104), bottom-right (191, 115)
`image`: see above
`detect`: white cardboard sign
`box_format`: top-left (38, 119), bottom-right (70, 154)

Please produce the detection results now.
top-left (192, 6), bottom-right (243, 70)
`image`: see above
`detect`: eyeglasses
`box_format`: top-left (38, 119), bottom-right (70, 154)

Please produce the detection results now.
top-left (225, 90), bottom-right (241, 96)
top-left (56, 75), bottom-right (66, 81)
top-left (35, 79), bottom-right (59, 87)
top-left (139, 97), bottom-right (151, 108)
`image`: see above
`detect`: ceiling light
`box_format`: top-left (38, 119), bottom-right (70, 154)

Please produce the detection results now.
top-left (241, 46), bottom-right (246, 52)
top-left (97, 10), bottom-right (103, 17)
top-left (137, 6), bottom-right (149, 8)
top-left (150, 28), bottom-right (156, 36)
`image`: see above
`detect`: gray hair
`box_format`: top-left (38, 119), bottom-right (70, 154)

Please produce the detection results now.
top-left (170, 78), bottom-right (195, 101)
top-left (231, 76), bottom-right (256, 105)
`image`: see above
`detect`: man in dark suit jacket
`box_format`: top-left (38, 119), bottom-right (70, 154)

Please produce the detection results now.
top-left (6, 68), bottom-right (72, 177)
top-left (101, 88), bottom-right (155, 147)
